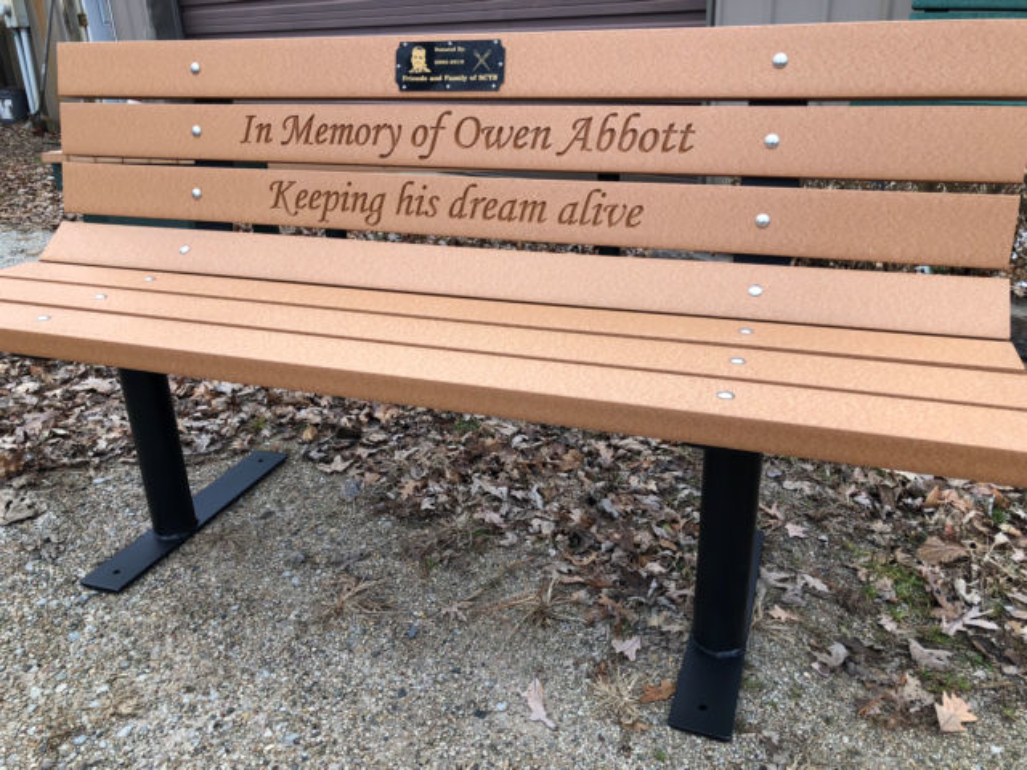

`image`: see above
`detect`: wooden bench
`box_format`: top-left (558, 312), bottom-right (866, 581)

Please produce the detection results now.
top-left (2, 20), bottom-right (1027, 741)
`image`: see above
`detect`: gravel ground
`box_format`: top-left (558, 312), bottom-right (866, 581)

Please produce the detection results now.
top-left (1, 451), bottom-right (1026, 769)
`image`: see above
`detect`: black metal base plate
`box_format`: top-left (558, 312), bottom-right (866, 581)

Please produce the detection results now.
top-left (667, 530), bottom-right (764, 741)
top-left (81, 451), bottom-right (286, 592)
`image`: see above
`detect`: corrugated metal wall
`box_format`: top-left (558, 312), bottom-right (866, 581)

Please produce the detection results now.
top-left (179, 0), bottom-right (708, 38)
top-left (713, 0), bottom-right (912, 25)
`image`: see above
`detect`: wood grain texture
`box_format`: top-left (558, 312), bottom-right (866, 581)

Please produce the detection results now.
top-left (59, 164), bottom-right (1020, 271)
top-left (39, 222), bottom-right (1012, 338)
top-left (58, 20), bottom-right (1027, 100)
top-left (0, 298), bottom-right (1024, 485)
top-left (59, 103), bottom-right (1027, 183)
top-left (8, 260), bottom-right (1021, 371)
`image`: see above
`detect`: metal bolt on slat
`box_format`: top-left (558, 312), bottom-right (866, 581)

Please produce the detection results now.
top-left (191, 125), bottom-right (202, 137)
top-left (739, 327), bottom-right (754, 335)
top-left (717, 391), bottom-right (736, 400)
top-left (190, 62), bottom-right (201, 75)
top-left (179, 245), bottom-right (191, 255)
top-left (755, 213), bottom-right (771, 229)
top-left (730, 357), bottom-right (746, 365)
top-left (192, 188), bottom-right (202, 200)
top-left (36, 314), bottom-right (50, 322)
top-left (94, 294), bottom-right (107, 300)
top-left (144, 276), bottom-right (156, 283)
top-left (773, 52), bottom-right (788, 69)
top-left (748, 285), bottom-right (764, 297)
top-left (764, 133), bottom-right (780, 149)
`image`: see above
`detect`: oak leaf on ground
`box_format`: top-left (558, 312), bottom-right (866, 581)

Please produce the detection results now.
top-left (935, 692), bottom-right (977, 733)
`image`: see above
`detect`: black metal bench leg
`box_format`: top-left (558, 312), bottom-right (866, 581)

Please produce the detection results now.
top-left (668, 447), bottom-right (764, 741)
top-left (80, 369), bottom-right (286, 592)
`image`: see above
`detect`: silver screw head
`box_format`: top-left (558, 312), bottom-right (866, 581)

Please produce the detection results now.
top-left (730, 357), bottom-right (746, 365)
top-left (772, 52), bottom-right (789, 69)
top-left (748, 285), bottom-right (764, 297)
top-left (179, 245), bottom-right (191, 255)
top-left (717, 391), bottom-right (736, 400)
top-left (191, 125), bottom-right (202, 137)
top-left (93, 293), bottom-right (107, 300)
top-left (739, 327), bottom-right (754, 335)
top-left (143, 276), bottom-right (156, 283)
top-left (191, 187), bottom-right (202, 200)
top-left (36, 314), bottom-right (50, 322)
top-left (190, 62), bottom-right (201, 74)
top-left (755, 213), bottom-right (771, 229)
top-left (764, 133), bottom-right (780, 149)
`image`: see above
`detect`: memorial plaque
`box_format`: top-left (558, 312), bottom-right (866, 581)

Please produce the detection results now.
top-left (396, 40), bottom-right (505, 92)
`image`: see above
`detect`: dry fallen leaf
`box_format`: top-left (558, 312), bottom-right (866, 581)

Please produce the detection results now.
top-left (785, 523), bottom-right (808, 539)
top-left (813, 642), bottom-right (848, 675)
top-left (923, 486), bottom-right (944, 509)
top-left (316, 455), bottom-right (353, 474)
top-left (638, 679), bottom-right (676, 704)
top-left (942, 606), bottom-right (1000, 637)
top-left (877, 613), bottom-right (900, 634)
top-left (522, 679), bottom-right (557, 730)
top-left (769, 605), bottom-right (800, 623)
top-left (613, 636), bottom-right (641, 662)
top-left (935, 692), bottom-right (978, 733)
top-left (909, 639), bottom-right (953, 671)
top-left (800, 574), bottom-right (830, 594)
top-left (0, 490), bottom-right (41, 526)
top-left (917, 536), bottom-right (969, 565)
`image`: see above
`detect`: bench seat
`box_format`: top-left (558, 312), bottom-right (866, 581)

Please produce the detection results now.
top-left (2, 223), bottom-right (1024, 487)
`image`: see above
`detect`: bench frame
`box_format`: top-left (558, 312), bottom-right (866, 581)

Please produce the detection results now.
top-left (81, 363), bottom-right (765, 739)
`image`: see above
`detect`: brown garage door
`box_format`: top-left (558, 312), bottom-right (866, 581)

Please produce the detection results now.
top-left (179, 0), bottom-right (708, 38)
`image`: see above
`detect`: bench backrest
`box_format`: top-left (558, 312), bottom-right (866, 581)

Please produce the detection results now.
top-left (53, 21), bottom-right (1027, 341)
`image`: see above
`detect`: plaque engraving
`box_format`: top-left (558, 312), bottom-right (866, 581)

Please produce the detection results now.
top-left (396, 40), bottom-right (505, 92)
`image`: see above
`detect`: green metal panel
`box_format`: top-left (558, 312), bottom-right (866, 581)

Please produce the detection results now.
top-left (914, 0), bottom-right (1027, 9)
top-left (912, 10), bottom-right (1027, 15)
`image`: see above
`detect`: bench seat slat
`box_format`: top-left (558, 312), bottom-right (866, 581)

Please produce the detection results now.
top-left (7, 261), bottom-right (1021, 372)
top-left (57, 20), bottom-right (1027, 100)
top-left (0, 297), bottom-right (1024, 486)
top-left (60, 103), bottom-right (1027, 184)
top-left (0, 272), bottom-right (1024, 412)
top-left (61, 164), bottom-right (1019, 271)
top-left (40, 223), bottom-right (1012, 339)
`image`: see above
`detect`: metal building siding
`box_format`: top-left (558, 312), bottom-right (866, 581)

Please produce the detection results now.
top-left (713, 0), bottom-right (912, 25)
top-left (179, 0), bottom-right (708, 38)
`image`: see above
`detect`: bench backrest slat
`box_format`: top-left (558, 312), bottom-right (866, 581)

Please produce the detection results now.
top-left (52, 20), bottom-right (1026, 344)
top-left (41, 221), bottom-right (1012, 340)
top-left (60, 102), bottom-right (1027, 184)
top-left (61, 162), bottom-right (1019, 270)
top-left (58, 21), bottom-right (1027, 100)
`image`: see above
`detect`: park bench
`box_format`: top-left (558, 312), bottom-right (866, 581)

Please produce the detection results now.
top-left (2, 20), bottom-right (1027, 741)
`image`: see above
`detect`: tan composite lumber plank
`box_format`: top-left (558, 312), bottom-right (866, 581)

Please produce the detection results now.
top-left (0, 274), bottom-right (1024, 412)
top-left (59, 103), bottom-right (1027, 184)
top-left (58, 20), bottom-right (1027, 100)
top-left (39, 222), bottom-right (1012, 338)
top-left (7, 260), bottom-right (1021, 371)
top-left (0, 299), bottom-right (1025, 486)
top-left (60, 168), bottom-right (1018, 271)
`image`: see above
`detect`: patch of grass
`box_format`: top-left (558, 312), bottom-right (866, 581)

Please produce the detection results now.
top-left (991, 506), bottom-right (1009, 527)
top-left (453, 418), bottom-right (480, 433)
top-left (920, 669), bottom-right (973, 695)
top-left (871, 562), bottom-right (933, 622)
top-left (921, 627), bottom-right (960, 649)
top-left (654, 748), bottom-right (668, 762)
top-left (246, 416), bottom-right (268, 433)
